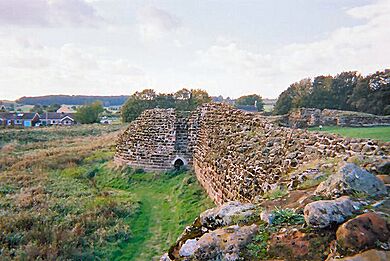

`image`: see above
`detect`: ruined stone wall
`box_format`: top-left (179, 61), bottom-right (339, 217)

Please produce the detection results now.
top-left (115, 109), bottom-right (192, 171)
top-left (116, 104), bottom-right (390, 205)
top-left (190, 104), bottom-right (390, 205)
top-left (288, 108), bottom-right (390, 128)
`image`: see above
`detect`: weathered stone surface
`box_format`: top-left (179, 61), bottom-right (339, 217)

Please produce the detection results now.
top-left (288, 168), bottom-right (326, 189)
top-left (160, 253), bottom-right (172, 261)
top-left (169, 201), bottom-right (258, 259)
top-left (377, 161), bottom-right (390, 174)
top-left (304, 196), bottom-right (363, 228)
top-left (192, 224), bottom-right (258, 261)
top-left (200, 201), bottom-right (257, 229)
top-left (315, 163), bottom-right (387, 198)
top-left (377, 175), bottom-right (390, 184)
top-left (260, 209), bottom-right (275, 224)
top-left (168, 217), bottom-right (203, 259)
top-left (115, 109), bottom-right (192, 171)
top-left (179, 239), bottom-right (198, 257)
top-left (336, 212), bottom-right (390, 251)
top-left (327, 249), bottom-right (390, 261)
top-left (288, 108), bottom-right (390, 128)
top-left (269, 228), bottom-right (334, 261)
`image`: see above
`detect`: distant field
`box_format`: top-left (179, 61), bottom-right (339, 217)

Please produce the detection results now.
top-left (309, 126), bottom-right (390, 142)
top-left (263, 104), bottom-right (274, 112)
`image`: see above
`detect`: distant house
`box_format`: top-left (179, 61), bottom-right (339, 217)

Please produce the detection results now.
top-left (40, 112), bottom-right (76, 126)
top-left (0, 112), bottom-right (40, 127)
top-left (56, 105), bottom-right (77, 114)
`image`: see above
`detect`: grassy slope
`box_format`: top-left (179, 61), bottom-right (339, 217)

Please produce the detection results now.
top-left (0, 125), bottom-right (214, 260)
top-left (309, 126), bottom-right (390, 142)
top-left (96, 169), bottom-right (214, 261)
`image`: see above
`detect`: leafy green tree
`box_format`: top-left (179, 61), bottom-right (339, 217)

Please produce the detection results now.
top-left (273, 90), bottom-right (293, 115)
top-left (46, 104), bottom-right (61, 112)
top-left (235, 94), bottom-right (264, 111)
top-left (75, 101), bottom-right (104, 124)
top-left (189, 89), bottom-right (212, 110)
top-left (30, 104), bottom-right (44, 114)
top-left (273, 79), bottom-right (312, 115)
top-left (121, 88), bottom-right (211, 122)
top-left (306, 76), bottom-right (333, 109)
top-left (329, 71), bottom-right (360, 111)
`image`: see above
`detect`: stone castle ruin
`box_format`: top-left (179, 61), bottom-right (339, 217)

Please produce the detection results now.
top-left (116, 109), bottom-right (193, 171)
top-left (287, 108), bottom-right (390, 128)
top-left (115, 103), bottom-right (390, 205)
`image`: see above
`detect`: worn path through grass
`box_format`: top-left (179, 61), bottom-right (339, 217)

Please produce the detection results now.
top-left (97, 170), bottom-right (214, 261)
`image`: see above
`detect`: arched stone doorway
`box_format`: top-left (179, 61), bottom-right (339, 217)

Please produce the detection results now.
top-left (173, 158), bottom-right (184, 170)
top-left (171, 156), bottom-right (187, 170)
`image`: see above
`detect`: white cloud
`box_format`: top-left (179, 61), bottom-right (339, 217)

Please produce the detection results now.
top-left (194, 0), bottom-right (390, 98)
top-left (0, 0), bottom-right (103, 27)
top-left (0, 36), bottom-right (148, 99)
top-left (136, 6), bottom-right (181, 41)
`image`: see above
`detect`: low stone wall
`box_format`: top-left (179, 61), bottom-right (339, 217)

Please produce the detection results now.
top-left (288, 108), bottom-right (390, 128)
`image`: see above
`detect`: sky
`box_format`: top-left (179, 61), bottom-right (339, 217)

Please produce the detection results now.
top-left (0, 0), bottom-right (389, 100)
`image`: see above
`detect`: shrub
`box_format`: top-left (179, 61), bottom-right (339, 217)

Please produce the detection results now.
top-left (271, 207), bottom-right (305, 226)
top-left (263, 186), bottom-right (288, 200)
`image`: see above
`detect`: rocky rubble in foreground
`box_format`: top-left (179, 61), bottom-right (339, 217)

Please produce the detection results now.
top-left (161, 161), bottom-right (390, 261)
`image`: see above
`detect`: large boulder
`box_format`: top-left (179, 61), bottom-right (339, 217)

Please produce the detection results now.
top-left (191, 224), bottom-right (258, 261)
top-left (336, 212), bottom-right (390, 251)
top-left (315, 163), bottom-right (387, 198)
top-left (200, 201), bottom-right (258, 229)
top-left (159, 253), bottom-right (172, 261)
top-left (304, 196), bottom-right (363, 228)
top-left (327, 249), bottom-right (390, 261)
top-left (268, 228), bottom-right (334, 261)
top-left (179, 239), bottom-right (199, 257)
top-left (169, 201), bottom-right (257, 259)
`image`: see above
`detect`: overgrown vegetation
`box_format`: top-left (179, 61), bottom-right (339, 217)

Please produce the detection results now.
top-left (244, 224), bottom-right (270, 260)
top-left (243, 207), bottom-right (305, 259)
top-left (263, 186), bottom-right (288, 200)
top-left (271, 207), bottom-right (305, 226)
top-left (0, 125), bottom-right (213, 260)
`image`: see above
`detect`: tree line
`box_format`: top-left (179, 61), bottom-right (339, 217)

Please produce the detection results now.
top-left (121, 89), bottom-right (266, 122)
top-left (121, 89), bottom-right (211, 122)
top-left (273, 69), bottom-right (390, 115)
top-left (17, 95), bottom-right (129, 106)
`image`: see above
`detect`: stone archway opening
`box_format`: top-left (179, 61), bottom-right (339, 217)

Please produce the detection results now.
top-left (173, 158), bottom-right (185, 170)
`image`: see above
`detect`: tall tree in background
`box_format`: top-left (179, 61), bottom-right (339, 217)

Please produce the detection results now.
top-left (349, 70), bottom-right (390, 115)
top-left (188, 89), bottom-right (212, 110)
top-left (235, 94), bottom-right (264, 111)
top-left (75, 101), bottom-right (104, 124)
top-left (273, 69), bottom-right (389, 115)
top-left (273, 90), bottom-right (293, 115)
top-left (273, 79), bottom-right (311, 115)
top-left (330, 71), bottom-right (360, 111)
top-left (307, 75), bottom-right (333, 109)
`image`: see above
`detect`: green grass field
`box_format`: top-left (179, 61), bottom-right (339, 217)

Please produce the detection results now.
top-left (309, 126), bottom-right (390, 142)
top-left (0, 125), bottom-right (213, 260)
